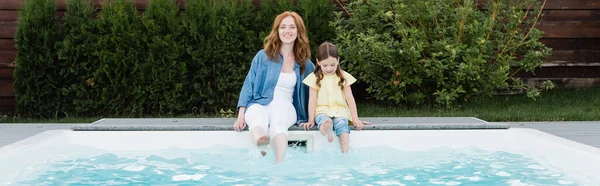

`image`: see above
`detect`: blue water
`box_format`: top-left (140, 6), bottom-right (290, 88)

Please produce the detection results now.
top-left (16, 146), bottom-right (579, 185)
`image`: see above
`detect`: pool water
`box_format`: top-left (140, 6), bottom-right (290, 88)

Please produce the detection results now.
top-left (14, 145), bottom-right (578, 185)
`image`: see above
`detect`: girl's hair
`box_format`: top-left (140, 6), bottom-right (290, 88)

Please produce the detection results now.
top-left (264, 11), bottom-right (311, 74)
top-left (315, 42), bottom-right (345, 89)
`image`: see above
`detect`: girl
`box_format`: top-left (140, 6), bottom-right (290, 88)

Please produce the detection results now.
top-left (300, 42), bottom-right (370, 153)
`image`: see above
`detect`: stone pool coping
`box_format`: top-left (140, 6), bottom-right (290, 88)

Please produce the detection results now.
top-left (71, 117), bottom-right (510, 131)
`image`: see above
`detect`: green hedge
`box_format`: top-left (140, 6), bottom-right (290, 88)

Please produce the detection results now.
top-left (181, 0), bottom-right (258, 114)
top-left (56, 0), bottom-right (98, 116)
top-left (13, 0), bottom-right (60, 118)
top-left (14, 0), bottom-right (551, 117)
top-left (333, 0), bottom-right (553, 107)
top-left (94, 0), bottom-right (146, 116)
top-left (141, 0), bottom-right (186, 116)
top-left (14, 0), bottom-right (336, 118)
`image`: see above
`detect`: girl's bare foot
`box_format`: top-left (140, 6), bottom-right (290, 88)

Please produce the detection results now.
top-left (319, 120), bottom-right (334, 142)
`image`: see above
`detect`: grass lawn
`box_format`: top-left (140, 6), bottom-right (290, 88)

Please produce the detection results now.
top-left (358, 86), bottom-right (600, 122)
top-left (1, 86), bottom-right (598, 123)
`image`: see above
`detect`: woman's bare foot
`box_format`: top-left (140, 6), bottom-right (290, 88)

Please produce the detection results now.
top-left (256, 135), bottom-right (270, 146)
top-left (256, 135), bottom-right (270, 156)
top-left (319, 120), bottom-right (334, 143)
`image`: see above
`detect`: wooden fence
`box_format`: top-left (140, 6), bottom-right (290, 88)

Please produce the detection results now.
top-left (0, 0), bottom-right (598, 114)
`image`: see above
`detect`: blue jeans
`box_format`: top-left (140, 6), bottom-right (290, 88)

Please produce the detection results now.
top-left (315, 113), bottom-right (350, 136)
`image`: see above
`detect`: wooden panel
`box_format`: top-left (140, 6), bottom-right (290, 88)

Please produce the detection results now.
top-left (2, 0), bottom-right (599, 11)
top-left (0, 11), bottom-right (65, 22)
top-left (513, 66), bottom-right (600, 78)
top-left (0, 0), bottom-right (67, 10)
top-left (0, 50), bottom-right (16, 67)
top-left (0, 67), bottom-right (13, 79)
top-left (541, 38), bottom-right (600, 50)
top-left (0, 10), bottom-right (18, 22)
top-left (545, 50), bottom-right (600, 65)
top-left (0, 22), bottom-right (16, 39)
top-left (0, 39), bottom-right (16, 51)
top-left (523, 78), bottom-right (600, 88)
top-left (541, 10), bottom-right (600, 21)
top-left (0, 68), bottom-right (15, 102)
top-left (0, 80), bottom-right (14, 97)
top-left (0, 0), bottom-right (22, 10)
top-left (0, 0), bottom-right (189, 10)
top-left (537, 21), bottom-right (600, 38)
top-left (541, 0), bottom-right (600, 10)
top-left (0, 97), bottom-right (15, 113)
top-left (475, 0), bottom-right (600, 10)
top-left (3, 0), bottom-right (595, 12)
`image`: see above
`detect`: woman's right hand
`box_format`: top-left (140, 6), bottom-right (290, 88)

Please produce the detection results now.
top-left (233, 117), bottom-right (247, 132)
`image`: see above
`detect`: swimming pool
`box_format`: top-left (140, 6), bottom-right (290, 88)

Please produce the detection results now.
top-left (1, 122), bottom-right (599, 185)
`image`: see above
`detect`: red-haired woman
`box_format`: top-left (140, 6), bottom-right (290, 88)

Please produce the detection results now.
top-left (233, 11), bottom-right (315, 163)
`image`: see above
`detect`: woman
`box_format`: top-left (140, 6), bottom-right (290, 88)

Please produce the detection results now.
top-left (233, 11), bottom-right (315, 163)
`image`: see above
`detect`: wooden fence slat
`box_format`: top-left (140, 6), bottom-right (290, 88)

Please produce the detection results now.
top-left (513, 66), bottom-right (600, 78)
top-left (0, 68), bottom-right (15, 103)
top-left (524, 78), bottom-right (600, 88)
top-left (537, 21), bottom-right (600, 38)
top-left (0, 22), bottom-right (16, 39)
top-left (0, 80), bottom-right (14, 97)
top-left (0, 67), bottom-right (13, 79)
top-left (0, 50), bottom-right (15, 67)
top-left (0, 97), bottom-right (16, 110)
top-left (541, 10), bottom-right (600, 22)
top-left (0, 10), bottom-right (66, 23)
top-left (475, 0), bottom-right (600, 10)
top-left (0, 0), bottom-right (22, 10)
top-left (0, 68), bottom-right (14, 109)
top-left (0, 0), bottom-right (188, 10)
top-left (542, 0), bottom-right (600, 10)
top-left (0, 96), bottom-right (16, 113)
top-left (0, 39), bottom-right (15, 51)
top-left (545, 50), bottom-right (600, 64)
top-left (3, 0), bottom-right (600, 10)
top-left (541, 38), bottom-right (600, 50)
top-left (0, 0), bottom-right (63, 10)
top-left (0, 10), bottom-right (18, 22)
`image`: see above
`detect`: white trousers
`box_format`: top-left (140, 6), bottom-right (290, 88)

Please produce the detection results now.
top-left (245, 100), bottom-right (297, 138)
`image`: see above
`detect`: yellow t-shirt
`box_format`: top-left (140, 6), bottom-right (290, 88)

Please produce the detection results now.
top-left (302, 71), bottom-right (357, 121)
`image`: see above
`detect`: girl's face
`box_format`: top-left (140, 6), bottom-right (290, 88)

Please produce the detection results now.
top-left (317, 57), bottom-right (339, 75)
top-left (278, 16), bottom-right (297, 44)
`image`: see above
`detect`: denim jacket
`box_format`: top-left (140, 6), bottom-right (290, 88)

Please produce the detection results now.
top-left (237, 49), bottom-right (316, 124)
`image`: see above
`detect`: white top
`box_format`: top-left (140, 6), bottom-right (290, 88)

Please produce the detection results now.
top-left (273, 72), bottom-right (296, 103)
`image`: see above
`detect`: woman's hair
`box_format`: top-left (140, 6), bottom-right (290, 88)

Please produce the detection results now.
top-left (264, 11), bottom-right (311, 74)
top-left (315, 42), bottom-right (345, 89)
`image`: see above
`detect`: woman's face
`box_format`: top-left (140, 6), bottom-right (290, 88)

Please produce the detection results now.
top-left (278, 16), bottom-right (297, 44)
